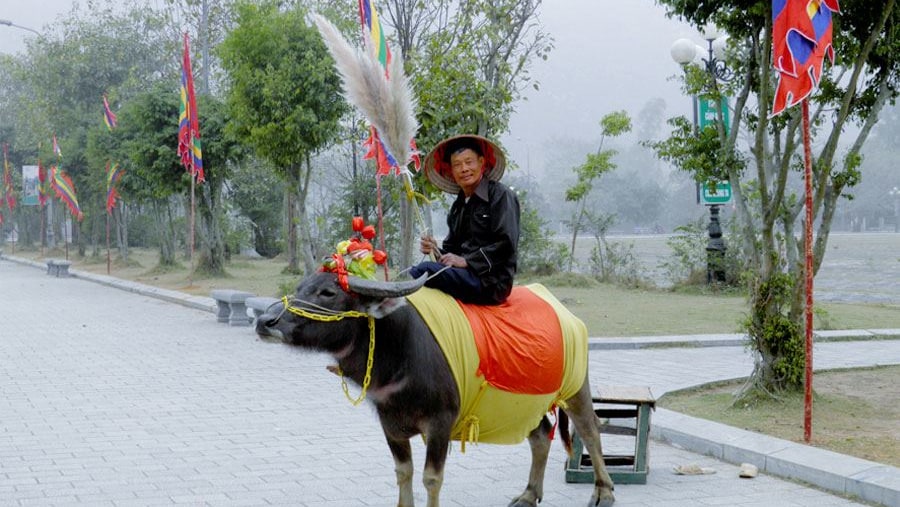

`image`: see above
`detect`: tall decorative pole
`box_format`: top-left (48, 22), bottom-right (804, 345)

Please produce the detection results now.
top-left (771, 0), bottom-right (841, 442)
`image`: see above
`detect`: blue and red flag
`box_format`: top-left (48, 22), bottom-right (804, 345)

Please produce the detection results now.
top-left (50, 165), bottom-right (83, 221)
top-left (771, 0), bottom-right (840, 116)
top-left (178, 32), bottom-right (204, 183)
top-left (103, 95), bottom-right (118, 130)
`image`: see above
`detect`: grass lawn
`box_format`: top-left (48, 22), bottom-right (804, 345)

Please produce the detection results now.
top-left (659, 365), bottom-right (900, 468)
top-left (11, 245), bottom-right (900, 337)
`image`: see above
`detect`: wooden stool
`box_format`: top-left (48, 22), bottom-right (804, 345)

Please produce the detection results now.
top-left (565, 386), bottom-right (656, 485)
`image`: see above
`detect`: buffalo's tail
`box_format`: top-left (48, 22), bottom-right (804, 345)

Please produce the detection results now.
top-left (558, 408), bottom-right (573, 456)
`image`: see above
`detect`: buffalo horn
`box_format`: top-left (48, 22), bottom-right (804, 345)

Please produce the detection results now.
top-left (347, 274), bottom-right (428, 298)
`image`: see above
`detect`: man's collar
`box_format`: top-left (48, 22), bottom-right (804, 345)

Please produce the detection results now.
top-left (471, 177), bottom-right (490, 201)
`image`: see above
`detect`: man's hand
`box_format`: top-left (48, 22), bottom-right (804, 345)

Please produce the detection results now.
top-left (439, 253), bottom-right (467, 268)
top-left (419, 234), bottom-right (439, 255)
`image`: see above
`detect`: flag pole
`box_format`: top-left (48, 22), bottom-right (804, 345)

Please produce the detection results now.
top-left (802, 98), bottom-right (815, 443)
top-left (189, 172), bottom-right (195, 286)
top-left (40, 204), bottom-right (45, 257)
top-left (106, 211), bottom-right (111, 274)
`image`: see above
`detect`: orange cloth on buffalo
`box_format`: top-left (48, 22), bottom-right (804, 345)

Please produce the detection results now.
top-left (458, 287), bottom-right (564, 394)
top-left (406, 284), bottom-right (588, 446)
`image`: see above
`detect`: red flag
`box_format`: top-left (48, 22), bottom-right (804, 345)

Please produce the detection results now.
top-left (178, 33), bottom-right (204, 182)
top-left (105, 162), bottom-right (125, 215)
top-left (37, 160), bottom-right (49, 207)
top-left (771, 0), bottom-right (840, 116)
top-left (3, 143), bottom-right (15, 211)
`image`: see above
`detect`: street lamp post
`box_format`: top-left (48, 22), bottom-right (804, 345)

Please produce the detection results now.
top-left (890, 186), bottom-right (900, 233)
top-left (0, 19), bottom-right (41, 36)
top-left (671, 23), bottom-right (732, 284)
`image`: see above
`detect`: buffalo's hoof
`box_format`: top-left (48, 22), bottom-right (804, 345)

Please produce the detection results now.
top-left (590, 489), bottom-right (615, 507)
top-left (508, 499), bottom-right (538, 507)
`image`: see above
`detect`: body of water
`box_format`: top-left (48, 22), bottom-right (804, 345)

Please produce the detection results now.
top-left (566, 232), bottom-right (900, 304)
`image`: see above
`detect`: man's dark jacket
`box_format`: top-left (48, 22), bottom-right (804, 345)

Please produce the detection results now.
top-left (442, 178), bottom-right (520, 305)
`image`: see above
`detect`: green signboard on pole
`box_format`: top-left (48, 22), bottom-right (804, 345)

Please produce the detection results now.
top-left (698, 96), bottom-right (730, 135)
top-left (701, 180), bottom-right (732, 205)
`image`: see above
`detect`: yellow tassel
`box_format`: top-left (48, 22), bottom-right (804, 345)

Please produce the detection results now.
top-left (553, 398), bottom-right (569, 411)
top-left (459, 415), bottom-right (481, 453)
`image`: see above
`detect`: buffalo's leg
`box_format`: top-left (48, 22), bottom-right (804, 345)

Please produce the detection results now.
top-left (384, 436), bottom-right (415, 507)
top-left (566, 378), bottom-right (616, 507)
top-left (422, 415), bottom-right (454, 507)
top-left (508, 416), bottom-right (553, 507)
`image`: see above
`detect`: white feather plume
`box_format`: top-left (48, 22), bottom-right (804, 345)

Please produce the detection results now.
top-left (313, 14), bottom-right (418, 167)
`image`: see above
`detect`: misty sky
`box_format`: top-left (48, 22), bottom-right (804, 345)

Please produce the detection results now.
top-left (1, 0), bottom-right (706, 175)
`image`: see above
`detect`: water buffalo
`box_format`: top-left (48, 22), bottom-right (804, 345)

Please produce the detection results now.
top-left (255, 272), bottom-right (615, 507)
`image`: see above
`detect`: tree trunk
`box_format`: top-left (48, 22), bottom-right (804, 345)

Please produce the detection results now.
top-left (296, 153), bottom-right (317, 275)
top-left (90, 204), bottom-right (102, 259)
top-left (568, 203), bottom-right (585, 272)
top-left (196, 178), bottom-right (226, 276)
top-left (116, 204), bottom-right (129, 263)
top-left (154, 199), bottom-right (177, 266)
top-left (284, 165), bottom-right (300, 274)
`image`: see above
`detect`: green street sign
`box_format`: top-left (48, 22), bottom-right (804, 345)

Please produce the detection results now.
top-left (701, 180), bottom-right (732, 205)
top-left (698, 96), bottom-right (730, 135)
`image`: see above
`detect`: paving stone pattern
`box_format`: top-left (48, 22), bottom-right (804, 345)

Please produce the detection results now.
top-left (0, 260), bottom-right (888, 506)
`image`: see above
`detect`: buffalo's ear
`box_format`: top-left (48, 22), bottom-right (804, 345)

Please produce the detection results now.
top-left (360, 296), bottom-right (407, 319)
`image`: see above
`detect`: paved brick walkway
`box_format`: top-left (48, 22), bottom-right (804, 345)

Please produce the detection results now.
top-left (0, 259), bottom-right (891, 506)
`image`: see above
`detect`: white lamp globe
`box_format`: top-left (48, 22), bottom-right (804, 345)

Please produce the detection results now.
top-left (670, 38), bottom-right (697, 65)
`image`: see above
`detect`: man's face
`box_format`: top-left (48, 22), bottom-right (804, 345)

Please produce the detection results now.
top-left (449, 148), bottom-right (484, 195)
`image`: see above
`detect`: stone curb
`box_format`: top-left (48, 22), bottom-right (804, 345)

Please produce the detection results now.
top-left (651, 408), bottom-right (900, 507)
top-left (589, 329), bottom-right (900, 350)
top-left (0, 253), bottom-right (217, 314)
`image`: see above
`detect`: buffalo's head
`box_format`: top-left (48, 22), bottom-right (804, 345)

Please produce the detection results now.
top-left (255, 272), bottom-right (426, 351)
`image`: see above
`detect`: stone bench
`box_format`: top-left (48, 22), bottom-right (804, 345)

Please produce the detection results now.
top-left (210, 289), bottom-right (255, 326)
top-left (245, 296), bottom-right (280, 325)
top-left (46, 259), bottom-right (73, 278)
top-left (565, 385), bottom-right (656, 485)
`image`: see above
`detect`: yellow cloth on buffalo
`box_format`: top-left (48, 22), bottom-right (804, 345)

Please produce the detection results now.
top-left (406, 284), bottom-right (587, 446)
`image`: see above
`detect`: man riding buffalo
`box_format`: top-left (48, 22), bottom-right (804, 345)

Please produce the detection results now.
top-left (410, 135), bottom-right (521, 305)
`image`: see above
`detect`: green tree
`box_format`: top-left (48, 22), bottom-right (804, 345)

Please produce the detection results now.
top-left (110, 85), bottom-right (187, 266)
top-left (219, 0), bottom-right (347, 274)
top-left (228, 158), bottom-right (283, 258)
top-left (15, 3), bottom-right (172, 254)
top-left (565, 111), bottom-right (631, 271)
top-left (652, 0), bottom-right (900, 398)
